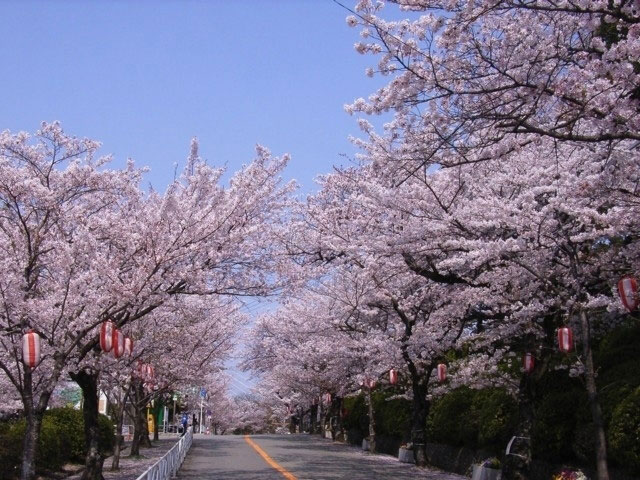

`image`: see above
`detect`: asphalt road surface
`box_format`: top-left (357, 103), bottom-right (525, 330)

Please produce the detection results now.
top-left (176, 434), bottom-right (467, 480)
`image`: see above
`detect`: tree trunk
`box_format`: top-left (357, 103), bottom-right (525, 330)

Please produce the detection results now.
top-left (20, 368), bottom-right (36, 480)
top-left (580, 310), bottom-right (610, 480)
top-left (288, 410), bottom-right (295, 433)
top-left (501, 374), bottom-right (534, 480)
top-left (110, 384), bottom-right (130, 471)
top-left (323, 402), bottom-right (331, 437)
top-left (310, 404), bottom-right (318, 434)
top-left (411, 380), bottom-right (429, 467)
top-left (71, 369), bottom-right (105, 480)
top-left (336, 397), bottom-right (345, 441)
top-left (129, 381), bottom-right (147, 456)
top-left (329, 396), bottom-right (340, 440)
top-left (20, 382), bottom-right (43, 480)
top-left (21, 414), bottom-right (42, 480)
top-left (129, 407), bottom-right (145, 457)
top-left (366, 388), bottom-right (376, 453)
top-left (111, 413), bottom-right (123, 471)
top-left (18, 359), bottom-right (59, 480)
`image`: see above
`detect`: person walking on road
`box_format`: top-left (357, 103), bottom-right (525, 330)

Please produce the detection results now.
top-left (181, 413), bottom-right (188, 437)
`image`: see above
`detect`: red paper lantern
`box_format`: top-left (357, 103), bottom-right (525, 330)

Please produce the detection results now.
top-left (112, 329), bottom-right (125, 358)
top-left (389, 369), bottom-right (398, 385)
top-left (618, 276), bottom-right (639, 312)
top-left (558, 327), bottom-right (574, 353)
top-left (22, 330), bottom-right (41, 368)
top-left (523, 353), bottom-right (535, 373)
top-left (124, 336), bottom-right (133, 357)
top-left (99, 321), bottom-right (115, 352)
top-left (368, 379), bottom-right (377, 389)
top-left (145, 364), bottom-right (154, 379)
top-left (437, 363), bottom-right (447, 382)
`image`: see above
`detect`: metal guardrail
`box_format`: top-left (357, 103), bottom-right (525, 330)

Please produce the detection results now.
top-left (135, 427), bottom-right (194, 480)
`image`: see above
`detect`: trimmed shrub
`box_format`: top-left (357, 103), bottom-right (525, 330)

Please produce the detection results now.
top-left (472, 388), bottom-right (518, 447)
top-left (341, 392), bottom-right (411, 454)
top-left (37, 418), bottom-right (64, 471)
top-left (428, 387), bottom-right (477, 448)
top-left (596, 323), bottom-right (640, 430)
top-left (0, 416), bottom-right (64, 477)
top-left (373, 391), bottom-right (411, 440)
top-left (0, 419), bottom-right (24, 479)
top-left (342, 394), bottom-right (368, 441)
top-left (532, 388), bottom-right (582, 461)
top-left (46, 407), bottom-right (85, 462)
top-left (428, 387), bottom-right (516, 451)
top-left (0, 408), bottom-right (115, 478)
top-left (608, 387), bottom-right (640, 472)
top-left (98, 412), bottom-right (115, 455)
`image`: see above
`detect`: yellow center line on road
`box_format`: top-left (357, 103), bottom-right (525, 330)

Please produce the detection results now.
top-left (244, 435), bottom-right (298, 480)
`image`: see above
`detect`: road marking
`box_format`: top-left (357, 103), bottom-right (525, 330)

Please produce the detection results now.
top-left (244, 435), bottom-right (297, 480)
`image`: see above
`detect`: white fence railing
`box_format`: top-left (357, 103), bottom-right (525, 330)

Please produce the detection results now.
top-left (135, 427), bottom-right (193, 480)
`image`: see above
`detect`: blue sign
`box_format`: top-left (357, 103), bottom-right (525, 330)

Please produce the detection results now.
top-left (200, 388), bottom-right (206, 398)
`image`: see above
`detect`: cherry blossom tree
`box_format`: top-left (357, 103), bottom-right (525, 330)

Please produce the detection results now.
top-left (332, 2), bottom-right (640, 476)
top-left (0, 123), bottom-right (143, 480)
top-left (249, 163), bottom-right (493, 462)
top-left (243, 283), bottom-right (391, 439)
top-left (0, 125), bottom-right (294, 480)
top-left (344, 0), bottom-right (640, 175)
top-left (257, 122), bottom-right (638, 474)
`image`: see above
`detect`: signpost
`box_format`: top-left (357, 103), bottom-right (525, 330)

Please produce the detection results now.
top-left (199, 388), bottom-right (206, 434)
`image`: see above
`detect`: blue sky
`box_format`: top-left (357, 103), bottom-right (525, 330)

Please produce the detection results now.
top-left (1, 0), bottom-right (409, 395)
top-left (0, 0), bottom-right (398, 194)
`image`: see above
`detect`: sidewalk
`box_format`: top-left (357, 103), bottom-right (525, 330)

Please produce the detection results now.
top-left (65, 435), bottom-right (180, 480)
top-left (317, 436), bottom-right (469, 479)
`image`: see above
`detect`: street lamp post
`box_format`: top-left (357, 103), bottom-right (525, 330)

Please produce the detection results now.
top-left (172, 394), bottom-right (177, 433)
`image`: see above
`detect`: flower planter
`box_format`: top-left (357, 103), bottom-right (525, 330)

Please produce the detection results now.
top-left (472, 465), bottom-right (501, 480)
top-left (398, 447), bottom-right (414, 464)
top-left (362, 438), bottom-right (369, 451)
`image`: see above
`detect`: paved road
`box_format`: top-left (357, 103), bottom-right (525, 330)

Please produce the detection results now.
top-left (177, 434), bottom-right (467, 480)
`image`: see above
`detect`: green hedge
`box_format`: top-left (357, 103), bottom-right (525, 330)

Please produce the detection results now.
top-left (0, 418), bottom-right (25, 479)
top-left (342, 394), bottom-right (368, 443)
top-left (45, 407), bottom-right (86, 462)
top-left (0, 407), bottom-right (114, 479)
top-left (343, 387), bottom-right (516, 454)
top-left (343, 391), bottom-right (412, 440)
top-left (340, 324), bottom-right (640, 473)
top-left (342, 392), bottom-right (412, 454)
top-left (98, 412), bottom-right (115, 454)
top-left (428, 387), bottom-right (476, 447)
top-left (608, 386), bottom-right (640, 471)
top-left (427, 386), bottom-right (517, 451)
top-left (531, 381), bottom-right (585, 461)
top-left (374, 392), bottom-right (412, 441)
top-left (473, 388), bottom-right (518, 447)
